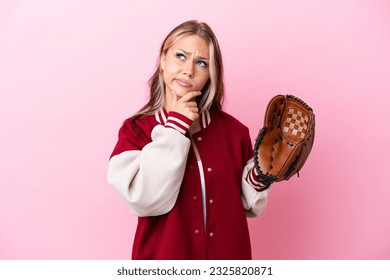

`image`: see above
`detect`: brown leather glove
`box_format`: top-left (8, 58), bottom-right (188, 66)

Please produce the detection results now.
top-left (254, 95), bottom-right (315, 186)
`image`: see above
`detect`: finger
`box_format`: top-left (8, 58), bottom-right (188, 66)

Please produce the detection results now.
top-left (188, 111), bottom-right (199, 121)
top-left (188, 106), bottom-right (199, 113)
top-left (179, 91), bottom-right (201, 103)
top-left (185, 101), bottom-right (198, 108)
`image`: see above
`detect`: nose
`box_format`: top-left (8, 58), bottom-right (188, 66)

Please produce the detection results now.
top-left (182, 61), bottom-right (194, 78)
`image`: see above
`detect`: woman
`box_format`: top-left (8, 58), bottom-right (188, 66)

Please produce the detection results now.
top-left (107, 20), bottom-right (271, 260)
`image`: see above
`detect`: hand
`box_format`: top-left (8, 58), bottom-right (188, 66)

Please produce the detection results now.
top-left (170, 90), bottom-right (201, 121)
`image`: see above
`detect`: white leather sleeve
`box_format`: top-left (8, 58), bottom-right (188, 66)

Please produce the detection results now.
top-left (241, 159), bottom-right (271, 218)
top-left (107, 125), bottom-right (191, 216)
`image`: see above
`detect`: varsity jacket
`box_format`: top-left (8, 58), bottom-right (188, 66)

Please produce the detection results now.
top-left (107, 108), bottom-right (271, 259)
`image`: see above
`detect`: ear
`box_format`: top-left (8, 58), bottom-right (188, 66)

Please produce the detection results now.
top-left (160, 53), bottom-right (166, 71)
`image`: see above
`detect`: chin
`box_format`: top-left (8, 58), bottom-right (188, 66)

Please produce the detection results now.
top-left (173, 88), bottom-right (190, 97)
top-left (167, 85), bottom-right (194, 98)
top-left (175, 91), bottom-right (186, 97)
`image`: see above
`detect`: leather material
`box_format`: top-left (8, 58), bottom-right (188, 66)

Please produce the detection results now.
top-left (254, 95), bottom-right (315, 186)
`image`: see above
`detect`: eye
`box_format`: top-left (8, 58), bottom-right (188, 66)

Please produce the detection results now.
top-left (176, 52), bottom-right (186, 60)
top-left (197, 60), bottom-right (208, 68)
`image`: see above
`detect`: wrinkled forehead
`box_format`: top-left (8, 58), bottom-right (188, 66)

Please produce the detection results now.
top-left (167, 35), bottom-right (210, 58)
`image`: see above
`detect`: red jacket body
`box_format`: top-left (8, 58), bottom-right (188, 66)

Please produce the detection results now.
top-left (108, 109), bottom-right (270, 259)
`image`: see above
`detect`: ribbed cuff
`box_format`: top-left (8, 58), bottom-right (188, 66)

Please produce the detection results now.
top-left (164, 112), bottom-right (193, 135)
top-left (247, 166), bottom-right (270, 192)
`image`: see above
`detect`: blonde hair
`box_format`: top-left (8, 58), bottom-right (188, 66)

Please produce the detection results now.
top-left (133, 20), bottom-right (224, 120)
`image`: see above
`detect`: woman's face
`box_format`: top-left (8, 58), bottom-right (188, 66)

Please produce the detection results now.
top-left (160, 35), bottom-right (210, 99)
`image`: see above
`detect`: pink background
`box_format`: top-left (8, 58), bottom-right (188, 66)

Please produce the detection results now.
top-left (1, 0), bottom-right (389, 259)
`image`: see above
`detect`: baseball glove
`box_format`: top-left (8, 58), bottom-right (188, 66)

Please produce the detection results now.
top-left (253, 95), bottom-right (315, 187)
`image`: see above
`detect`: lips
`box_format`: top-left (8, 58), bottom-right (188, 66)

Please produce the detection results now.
top-left (175, 78), bottom-right (192, 88)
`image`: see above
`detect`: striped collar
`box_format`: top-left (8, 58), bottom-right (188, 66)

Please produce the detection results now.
top-left (155, 108), bottom-right (211, 129)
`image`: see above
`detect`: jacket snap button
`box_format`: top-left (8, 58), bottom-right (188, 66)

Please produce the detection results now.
top-left (193, 196), bottom-right (199, 201)
top-left (207, 168), bottom-right (212, 172)
top-left (209, 199), bottom-right (213, 204)
top-left (197, 137), bottom-right (202, 141)
top-left (209, 232), bottom-right (214, 237)
top-left (194, 230), bottom-right (200, 235)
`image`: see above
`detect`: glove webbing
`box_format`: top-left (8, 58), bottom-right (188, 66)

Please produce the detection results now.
top-left (253, 127), bottom-right (277, 187)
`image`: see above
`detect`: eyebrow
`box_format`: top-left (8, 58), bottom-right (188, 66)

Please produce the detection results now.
top-left (178, 49), bottom-right (209, 60)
